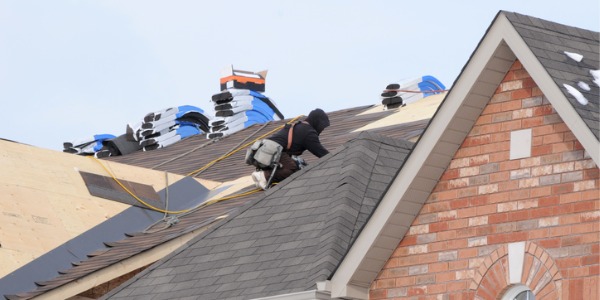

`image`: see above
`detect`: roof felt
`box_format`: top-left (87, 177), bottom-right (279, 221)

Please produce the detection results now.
top-left (106, 105), bottom-right (429, 182)
top-left (503, 11), bottom-right (600, 139)
top-left (6, 193), bottom-right (259, 300)
top-left (104, 132), bottom-right (413, 300)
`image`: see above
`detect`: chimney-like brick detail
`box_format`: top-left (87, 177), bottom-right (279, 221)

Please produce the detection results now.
top-left (370, 60), bottom-right (599, 300)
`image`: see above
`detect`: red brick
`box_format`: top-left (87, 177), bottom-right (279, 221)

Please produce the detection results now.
top-left (459, 248), bottom-right (478, 259)
top-left (475, 114), bottom-right (492, 125)
top-left (394, 276), bottom-right (415, 287)
top-left (482, 103), bottom-right (503, 115)
top-left (584, 168), bottom-right (599, 180)
top-left (476, 225), bottom-right (494, 236)
top-left (440, 168), bottom-right (460, 180)
top-left (436, 271), bottom-right (457, 283)
top-left (538, 195), bottom-right (559, 207)
top-left (469, 195), bottom-right (491, 206)
top-left (512, 89), bottom-right (532, 100)
top-left (573, 200), bottom-right (595, 213)
top-left (533, 105), bottom-right (554, 116)
top-left (538, 238), bottom-right (561, 249)
top-left (580, 255), bottom-right (600, 266)
top-left (501, 120), bottom-right (522, 132)
top-left (407, 286), bottom-right (426, 296)
top-left (552, 183), bottom-right (574, 195)
top-left (489, 212), bottom-right (508, 224)
top-left (462, 135), bottom-right (492, 147)
top-left (552, 141), bottom-right (574, 153)
top-left (450, 198), bottom-right (469, 209)
top-left (369, 289), bottom-right (387, 299)
top-left (430, 222), bottom-right (449, 232)
top-left (522, 77), bottom-right (536, 88)
top-left (562, 235), bottom-right (581, 247)
top-left (510, 60), bottom-right (523, 70)
top-left (531, 186), bottom-right (551, 198)
top-left (532, 144), bottom-right (553, 156)
top-left (522, 116), bottom-right (544, 128)
top-left (446, 281), bottom-right (468, 292)
top-left (532, 125), bottom-right (555, 136)
top-left (429, 262), bottom-right (449, 273)
top-left (376, 278), bottom-right (396, 288)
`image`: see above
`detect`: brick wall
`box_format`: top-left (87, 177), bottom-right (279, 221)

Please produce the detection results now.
top-left (370, 60), bottom-right (599, 300)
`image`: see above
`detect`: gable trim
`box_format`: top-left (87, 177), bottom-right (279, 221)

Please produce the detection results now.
top-left (330, 11), bottom-right (599, 299)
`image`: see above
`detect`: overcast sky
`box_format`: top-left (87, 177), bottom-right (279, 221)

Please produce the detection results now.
top-left (1, 1), bottom-right (598, 151)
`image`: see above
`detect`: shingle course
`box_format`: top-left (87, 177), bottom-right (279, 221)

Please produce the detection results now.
top-left (504, 11), bottom-right (599, 140)
top-left (103, 132), bottom-right (414, 299)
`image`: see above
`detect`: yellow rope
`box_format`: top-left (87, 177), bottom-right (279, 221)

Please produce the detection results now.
top-left (88, 116), bottom-right (304, 214)
top-left (185, 115), bottom-right (304, 177)
top-left (90, 157), bottom-right (262, 214)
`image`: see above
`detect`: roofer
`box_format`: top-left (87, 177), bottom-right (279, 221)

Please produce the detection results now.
top-left (248, 108), bottom-right (330, 190)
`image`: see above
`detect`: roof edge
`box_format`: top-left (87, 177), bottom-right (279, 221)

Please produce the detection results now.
top-left (331, 10), bottom-right (600, 298)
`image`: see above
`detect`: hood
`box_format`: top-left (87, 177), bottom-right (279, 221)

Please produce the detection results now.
top-left (305, 108), bottom-right (330, 134)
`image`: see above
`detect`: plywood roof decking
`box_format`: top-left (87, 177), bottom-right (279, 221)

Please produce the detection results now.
top-left (0, 140), bottom-right (209, 289)
top-left (0, 141), bottom-right (174, 279)
top-left (106, 97), bottom-right (444, 182)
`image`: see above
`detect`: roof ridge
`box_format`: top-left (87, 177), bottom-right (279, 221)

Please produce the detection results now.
top-left (503, 10), bottom-right (599, 38)
top-left (304, 132), bottom-right (414, 287)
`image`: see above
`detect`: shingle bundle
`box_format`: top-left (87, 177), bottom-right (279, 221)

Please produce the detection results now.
top-left (63, 134), bottom-right (116, 155)
top-left (208, 89), bottom-right (284, 139)
top-left (65, 105), bottom-right (210, 158)
top-left (380, 75), bottom-right (446, 109)
top-left (127, 105), bottom-right (210, 151)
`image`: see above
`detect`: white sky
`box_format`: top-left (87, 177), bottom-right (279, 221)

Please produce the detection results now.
top-left (1, 0), bottom-right (598, 151)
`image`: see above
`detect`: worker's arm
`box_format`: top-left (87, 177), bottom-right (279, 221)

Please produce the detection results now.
top-left (304, 131), bottom-right (329, 158)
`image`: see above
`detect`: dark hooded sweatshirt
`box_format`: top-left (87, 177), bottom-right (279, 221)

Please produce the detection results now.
top-left (268, 108), bottom-right (330, 158)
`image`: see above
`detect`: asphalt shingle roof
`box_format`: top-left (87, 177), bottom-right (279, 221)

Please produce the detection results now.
top-left (5, 104), bottom-right (433, 300)
top-left (104, 131), bottom-right (413, 300)
top-left (503, 11), bottom-right (600, 139)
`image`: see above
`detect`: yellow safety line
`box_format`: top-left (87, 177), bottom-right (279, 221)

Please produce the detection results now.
top-left (90, 157), bottom-right (261, 214)
top-left (185, 115), bottom-right (304, 177)
top-left (88, 115), bottom-right (304, 214)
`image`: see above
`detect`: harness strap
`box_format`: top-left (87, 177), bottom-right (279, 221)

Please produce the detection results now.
top-left (287, 123), bottom-right (295, 150)
top-left (287, 121), bottom-right (309, 151)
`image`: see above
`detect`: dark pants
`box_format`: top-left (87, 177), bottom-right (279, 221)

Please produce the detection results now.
top-left (264, 153), bottom-right (298, 183)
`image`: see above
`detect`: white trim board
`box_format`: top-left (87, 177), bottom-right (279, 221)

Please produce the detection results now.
top-left (330, 11), bottom-right (599, 299)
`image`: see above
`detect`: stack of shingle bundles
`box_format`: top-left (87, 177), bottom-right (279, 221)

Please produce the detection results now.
top-left (207, 65), bottom-right (284, 139)
top-left (127, 105), bottom-right (210, 151)
top-left (208, 89), bottom-right (284, 139)
top-left (63, 134), bottom-right (116, 155)
top-left (380, 75), bottom-right (446, 109)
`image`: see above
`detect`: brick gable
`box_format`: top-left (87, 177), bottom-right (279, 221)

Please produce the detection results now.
top-left (371, 60), bottom-right (599, 300)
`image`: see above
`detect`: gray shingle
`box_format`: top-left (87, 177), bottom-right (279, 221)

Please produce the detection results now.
top-left (106, 132), bottom-right (414, 299)
top-left (504, 11), bottom-right (599, 140)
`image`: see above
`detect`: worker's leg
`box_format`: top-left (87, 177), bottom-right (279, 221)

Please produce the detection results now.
top-left (264, 153), bottom-right (298, 183)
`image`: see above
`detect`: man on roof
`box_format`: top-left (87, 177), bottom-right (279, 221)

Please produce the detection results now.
top-left (250, 108), bottom-right (330, 190)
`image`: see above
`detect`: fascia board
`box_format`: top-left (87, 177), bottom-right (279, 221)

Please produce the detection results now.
top-left (330, 13), bottom-right (516, 299)
top-left (250, 290), bottom-right (331, 300)
top-left (497, 14), bottom-right (600, 165)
